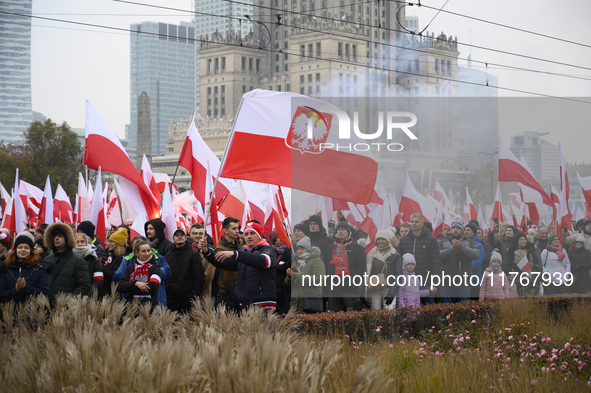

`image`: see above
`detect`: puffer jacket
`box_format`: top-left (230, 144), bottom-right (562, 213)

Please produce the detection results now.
top-left (479, 270), bottom-right (515, 300)
top-left (541, 247), bottom-right (571, 285)
top-left (396, 270), bottom-right (431, 309)
top-left (567, 246), bottom-right (591, 293)
top-left (204, 240), bottom-right (277, 308)
top-left (164, 242), bottom-right (205, 311)
top-left (0, 260), bottom-right (51, 304)
top-left (145, 219), bottom-right (173, 257)
top-left (439, 234), bottom-right (481, 277)
top-left (118, 257), bottom-right (162, 309)
top-left (396, 226), bottom-right (442, 285)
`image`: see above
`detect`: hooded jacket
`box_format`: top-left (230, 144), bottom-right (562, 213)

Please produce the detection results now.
top-left (164, 242), bottom-right (205, 311)
top-left (44, 222), bottom-right (91, 302)
top-left (204, 240), bottom-right (278, 308)
top-left (396, 226), bottom-right (442, 285)
top-left (396, 270), bottom-right (431, 309)
top-left (145, 219), bottom-right (172, 257)
top-left (439, 233), bottom-right (481, 277)
top-left (567, 246), bottom-right (591, 293)
top-left (0, 260), bottom-right (52, 304)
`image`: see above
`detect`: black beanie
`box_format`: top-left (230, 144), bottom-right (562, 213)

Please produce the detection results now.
top-left (336, 221), bottom-right (350, 233)
top-left (34, 237), bottom-right (48, 253)
top-left (77, 221), bottom-right (95, 238)
top-left (13, 231), bottom-right (35, 251)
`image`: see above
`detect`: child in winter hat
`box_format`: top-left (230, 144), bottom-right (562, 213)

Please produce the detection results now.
top-left (479, 250), bottom-right (516, 300)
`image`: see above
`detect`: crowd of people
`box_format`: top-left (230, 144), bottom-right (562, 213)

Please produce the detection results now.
top-left (1, 212), bottom-right (590, 315)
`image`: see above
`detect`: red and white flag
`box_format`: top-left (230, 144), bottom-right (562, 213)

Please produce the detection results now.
top-left (2, 170), bottom-right (27, 236)
top-left (466, 187), bottom-right (477, 221)
top-left (491, 183), bottom-right (508, 224)
top-left (153, 173), bottom-right (176, 193)
top-left (84, 101), bottom-right (159, 219)
top-left (242, 180), bottom-right (265, 224)
top-left (53, 185), bottom-right (73, 224)
top-left (359, 205), bottom-right (383, 252)
top-left (432, 200), bottom-right (445, 238)
top-left (516, 254), bottom-right (531, 273)
top-left (219, 89), bottom-right (378, 204)
top-left (113, 178), bottom-right (136, 223)
top-left (161, 182), bottom-right (177, 242)
top-left (519, 183), bottom-right (547, 226)
top-left (219, 180), bottom-right (249, 226)
top-left (263, 185), bottom-right (291, 248)
top-left (399, 172), bottom-right (436, 223)
top-left (0, 182), bottom-right (11, 216)
top-left (433, 181), bottom-right (451, 208)
top-left (379, 185), bottom-right (391, 230)
top-left (577, 171), bottom-right (591, 218)
top-left (77, 173), bottom-right (90, 224)
top-left (129, 208), bottom-right (149, 240)
top-left (141, 154), bottom-right (161, 206)
top-left (346, 201), bottom-right (364, 227)
top-left (88, 167), bottom-right (106, 244)
top-left (558, 144), bottom-right (573, 237)
top-left (389, 192), bottom-right (402, 227)
top-left (478, 204), bottom-right (488, 235)
top-left (106, 189), bottom-right (122, 227)
top-left (499, 139), bottom-right (553, 206)
top-left (204, 162), bottom-right (221, 245)
top-left (20, 180), bottom-right (42, 209)
top-left (178, 112), bottom-right (234, 206)
top-left (38, 176), bottom-right (54, 225)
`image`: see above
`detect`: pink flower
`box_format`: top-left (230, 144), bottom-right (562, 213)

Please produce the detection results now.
top-left (508, 336), bottom-right (513, 340)
top-left (389, 344), bottom-right (395, 348)
top-left (471, 309), bottom-right (476, 313)
top-left (376, 327), bottom-right (381, 333)
top-left (565, 343), bottom-right (572, 350)
top-left (471, 320), bottom-right (477, 324)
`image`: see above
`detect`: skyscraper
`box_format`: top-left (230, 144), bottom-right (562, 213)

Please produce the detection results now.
top-left (193, 0), bottom-right (253, 111)
top-left (0, 0), bottom-right (33, 143)
top-left (127, 21), bottom-right (196, 156)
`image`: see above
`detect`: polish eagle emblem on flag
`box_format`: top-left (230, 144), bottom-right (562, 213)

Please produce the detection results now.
top-left (286, 106), bottom-right (333, 154)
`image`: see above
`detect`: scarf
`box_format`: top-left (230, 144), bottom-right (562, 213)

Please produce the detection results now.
top-left (73, 244), bottom-right (93, 258)
top-left (296, 254), bottom-right (310, 275)
top-left (551, 245), bottom-right (565, 261)
top-left (330, 242), bottom-right (350, 276)
top-left (366, 244), bottom-right (395, 275)
top-left (148, 237), bottom-right (160, 250)
top-left (490, 264), bottom-right (503, 273)
top-left (273, 244), bottom-right (286, 253)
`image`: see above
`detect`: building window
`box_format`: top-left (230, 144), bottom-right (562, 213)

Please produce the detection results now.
top-left (352, 44), bottom-right (357, 60)
top-left (285, 64), bottom-right (288, 71)
top-left (414, 58), bottom-right (419, 72)
top-left (243, 85), bottom-right (246, 93)
top-left (269, 86), bottom-right (273, 90)
top-left (316, 73), bottom-right (320, 81)
top-left (435, 58), bottom-right (439, 73)
top-left (308, 86), bottom-right (312, 95)
top-left (221, 85), bottom-right (225, 93)
top-left (221, 57), bottom-right (226, 72)
top-left (339, 73), bottom-right (343, 82)
top-left (221, 108), bottom-right (225, 116)
top-left (207, 87), bottom-right (211, 95)
top-left (284, 53), bottom-right (288, 60)
top-left (214, 86), bottom-right (218, 94)
top-left (242, 57), bottom-right (246, 70)
top-left (316, 42), bottom-right (321, 57)
top-left (276, 65), bottom-right (279, 72)
top-left (308, 74), bottom-right (312, 82)
top-left (287, 84), bottom-right (291, 91)
top-left (278, 85), bottom-right (282, 91)
top-left (353, 75), bottom-right (357, 83)
top-left (301, 87), bottom-right (305, 94)
top-left (256, 58), bottom-right (261, 71)
top-left (300, 75), bottom-right (304, 84)
top-left (301, 45), bottom-right (305, 59)
top-left (249, 58), bottom-right (253, 71)
top-left (316, 85), bottom-right (320, 95)
top-left (447, 60), bottom-right (451, 75)
top-left (338, 42), bottom-right (342, 57)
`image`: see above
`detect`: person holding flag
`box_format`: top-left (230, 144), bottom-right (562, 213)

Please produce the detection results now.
top-left (505, 231), bottom-right (542, 297)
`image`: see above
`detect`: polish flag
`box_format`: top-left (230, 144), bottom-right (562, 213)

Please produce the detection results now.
top-left (499, 139), bottom-right (553, 206)
top-left (38, 176), bottom-right (54, 225)
top-left (558, 144), bottom-right (573, 235)
top-left (129, 208), bottom-right (149, 240)
top-left (21, 192), bottom-right (39, 226)
top-left (433, 181), bottom-right (451, 208)
top-left (161, 182), bottom-right (177, 242)
top-left (0, 182), bottom-right (11, 215)
top-left (478, 204), bottom-right (488, 235)
top-left (88, 180), bottom-right (94, 203)
top-left (77, 173), bottom-right (90, 224)
top-left (113, 178), bottom-right (136, 223)
top-left (20, 181), bottom-right (43, 209)
top-left (359, 206), bottom-right (383, 252)
top-left (399, 172), bottom-right (436, 223)
top-left (178, 112), bottom-right (234, 206)
top-left (0, 196), bottom-right (14, 235)
top-left (218, 180), bottom-right (249, 226)
top-left (106, 189), bottom-right (122, 227)
top-left (263, 185), bottom-right (291, 248)
top-left (242, 180), bottom-right (265, 224)
top-left (346, 201), bottom-right (364, 227)
top-left (516, 254), bottom-right (532, 273)
top-left (332, 198), bottom-right (349, 212)
top-left (53, 185), bottom-right (74, 224)
top-left (315, 194), bottom-right (329, 231)
top-left (509, 192), bottom-right (525, 227)
top-left (219, 89), bottom-right (378, 204)
top-left (577, 172), bottom-right (591, 218)
top-left (378, 185), bottom-right (391, 231)
top-left (519, 183), bottom-right (548, 226)
top-left (491, 183), bottom-right (508, 224)
top-left (153, 173), bottom-right (176, 193)
top-left (88, 167), bottom-right (106, 244)
top-left (204, 162), bottom-right (221, 245)
top-left (3, 170), bottom-right (27, 236)
top-left (466, 187), bottom-right (477, 220)
top-left (141, 154), bottom-right (161, 206)
top-left (84, 101), bottom-right (159, 219)
top-left (432, 200), bottom-right (445, 238)
top-left (389, 192), bottom-right (402, 227)
top-left (463, 205), bottom-right (470, 224)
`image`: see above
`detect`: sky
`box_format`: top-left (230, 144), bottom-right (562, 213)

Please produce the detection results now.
top-left (28, 0), bottom-right (591, 161)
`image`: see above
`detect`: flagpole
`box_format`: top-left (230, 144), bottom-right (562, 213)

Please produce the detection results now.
top-left (497, 181), bottom-right (501, 229)
top-left (171, 162), bottom-right (181, 189)
top-left (278, 186), bottom-right (293, 238)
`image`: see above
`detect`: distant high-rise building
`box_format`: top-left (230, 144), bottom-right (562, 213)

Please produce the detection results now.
top-left (510, 132), bottom-right (559, 182)
top-left (193, 0), bottom-right (253, 111)
top-left (0, 0), bottom-right (33, 143)
top-left (127, 21), bottom-right (196, 156)
top-left (405, 15), bottom-right (419, 34)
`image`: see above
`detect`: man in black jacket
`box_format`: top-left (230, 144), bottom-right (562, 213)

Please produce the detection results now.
top-left (199, 221), bottom-right (278, 311)
top-left (323, 222), bottom-right (366, 312)
top-left (165, 228), bottom-right (205, 313)
top-left (396, 213), bottom-right (441, 304)
top-left (145, 219), bottom-right (173, 257)
top-left (308, 215), bottom-right (333, 259)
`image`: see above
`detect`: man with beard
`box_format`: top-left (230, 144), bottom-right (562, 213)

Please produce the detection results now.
top-left (308, 215), bottom-right (333, 258)
top-left (323, 222), bottom-right (366, 312)
top-left (144, 219), bottom-right (173, 257)
top-left (439, 220), bottom-right (481, 303)
top-left (165, 228), bottom-right (205, 313)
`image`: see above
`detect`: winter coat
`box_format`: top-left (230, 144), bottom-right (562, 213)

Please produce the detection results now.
top-left (145, 219), bottom-right (173, 257)
top-left (323, 236), bottom-right (367, 297)
top-left (0, 260), bottom-right (51, 304)
top-left (97, 249), bottom-right (125, 299)
top-left (214, 236), bottom-right (240, 295)
top-left (396, 270), bottom-right (431, 309)
top-left (567, 246), bottom-right (591, 293)
top-left (471, 236), bottom-right (485, 281)
top-left (534, 237), bottom-right (549, 255)
top-left (487, 231), bottom-right (513, 261)
top-left (91, 236), bottom-right (108, 263)
top-left (285, 246), bottom-right (325, 313)
top-left (309, 228), bottom-right (334, 259)
top-left (396, 226), bottom-right (442, 285)
top-left (164, 242), bottom-right (205, 311)
top-left (439, 234), bottom-right (481, 277)
top-left (275, 247), bottom-right (291, 314)
top-left (479, 270), bottom-right (515, 300)
top-left (204, 240), bottom-right (278, 308)
top-left (200, 251), bottom-right (216, 300)
top-left (565, 232), bottom-right (591, 252)
top-left (84, 253), bottom-right (104, 296)
top-left (504, 244), bottom-right (542, 296)
top-left (480, 239), bottom-right (493, 274)
top-left (365, 245), bottom-right (402, 298)
top-left (118, 257), bottom-right (162, 309)
top-left (541, 247), bottom-right (571, 285)
top-left (112, 250), bottom-right (171, 307)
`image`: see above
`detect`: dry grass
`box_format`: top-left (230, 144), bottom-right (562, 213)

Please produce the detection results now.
top-left (1, 295), bottom-right (590, 392)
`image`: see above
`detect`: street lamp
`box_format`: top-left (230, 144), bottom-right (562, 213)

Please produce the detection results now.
top-left (479, 150), bottom-right (498, 202)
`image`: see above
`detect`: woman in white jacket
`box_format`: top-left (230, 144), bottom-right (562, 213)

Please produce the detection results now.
top-left (540, 234), bottom-right (571, 295)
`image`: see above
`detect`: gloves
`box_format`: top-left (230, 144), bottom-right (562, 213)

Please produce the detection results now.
top-left (384, 297), bottom-right (394, 306)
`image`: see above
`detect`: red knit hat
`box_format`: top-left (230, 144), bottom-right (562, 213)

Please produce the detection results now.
top-left (244, 221), bottom-right (263, 239)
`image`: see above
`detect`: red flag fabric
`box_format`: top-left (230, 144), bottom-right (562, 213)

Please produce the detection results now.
top-left (38, 176), bottom-right (54, 225)
top-left (558, 144), bottom-right (573, 235)
top-left (88, 167), bottom-right (106, 244)
top-left (141, 154), bottom-right (161, 206)
top-left (498, 139), bottom-right (553, 206)
top-left (54, 185), bottom-right (73, 224)
top-left (359, 206), bottom-right (382, 253)
top-left (219, 90), bottom-right (378, 205)
top-left (399, 173), bottom-right (436, 222)
top-left (84, 101), bottom-right (159, 219)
